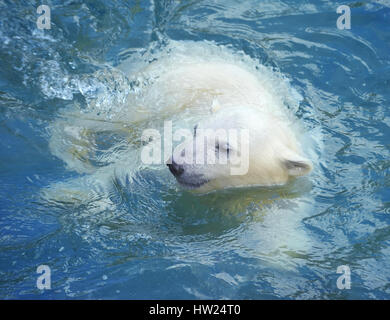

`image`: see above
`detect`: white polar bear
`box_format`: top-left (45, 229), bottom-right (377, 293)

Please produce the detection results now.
top-left (44, 40), bottom-right (314, 201)
top-left (168, 105), bottom-right (312, 192)
top-left (161, 62), bottom-right (313, 192)
top-left (131, 58), bottom-right (313, 192)
top-left (42, 40), bottom-right (320, 262)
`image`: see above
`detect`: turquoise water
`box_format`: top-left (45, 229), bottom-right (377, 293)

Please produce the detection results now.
top-left (0, 0), bottom-right (390, 299)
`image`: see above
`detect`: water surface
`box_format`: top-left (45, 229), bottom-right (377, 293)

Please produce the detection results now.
top-left (0, 0), bottom-right (389, 299)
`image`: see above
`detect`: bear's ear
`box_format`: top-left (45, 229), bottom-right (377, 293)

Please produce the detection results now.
top-left (281, 149), bottom-right (312, 177)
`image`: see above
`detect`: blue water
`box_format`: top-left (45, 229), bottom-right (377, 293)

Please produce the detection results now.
top-left (1, 0), bottom-right (390, 299)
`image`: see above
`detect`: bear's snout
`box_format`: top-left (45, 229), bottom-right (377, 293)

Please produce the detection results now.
top-left (167, 160), bottom-right (184, 177)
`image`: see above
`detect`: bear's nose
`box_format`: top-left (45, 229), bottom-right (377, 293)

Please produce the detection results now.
top-left (167, 160), bottom-right (184, 177)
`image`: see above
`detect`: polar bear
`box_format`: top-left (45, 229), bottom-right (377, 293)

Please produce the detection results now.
top-left (42, 40), bottom-right (319, 263)
top-left (133, 58), bottom-right (313, 193)
top-left (44, 40), bottom-right (314, 201)
top-left (167, 105), bottom-right (312, 193)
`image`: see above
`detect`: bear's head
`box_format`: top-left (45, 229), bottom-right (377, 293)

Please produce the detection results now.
top-left (167, 107), bottom-right (312, 192)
